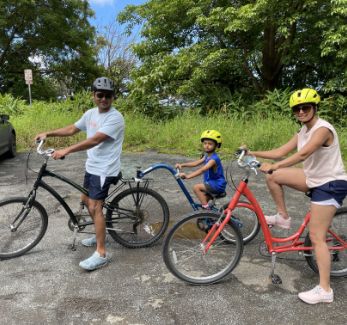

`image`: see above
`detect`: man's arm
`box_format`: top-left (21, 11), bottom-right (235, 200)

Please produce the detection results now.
top-left (51, 132), bottom-right (109, 159)
top-left (35, 125), bottom-right (80, 141)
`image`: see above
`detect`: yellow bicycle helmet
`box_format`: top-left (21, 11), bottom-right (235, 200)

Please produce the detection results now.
top-left (200, 130), bottom-right (222, 148)
top-left (289, 88), bottom-right (321, 108)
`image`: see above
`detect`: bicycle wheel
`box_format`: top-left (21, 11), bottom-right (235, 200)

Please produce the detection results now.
top-left (222, 201), bottom-right (260, 244)
top-left (304, 207), bottom-right (347, 277)
top-left (163, 211), bottom-right (243, 284)
top-left (105, 187), bottom-right (169, 248)
top-left (0, 197), bottom-right (48, 259)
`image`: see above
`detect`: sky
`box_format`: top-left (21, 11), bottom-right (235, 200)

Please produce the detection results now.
top-left (88, 0), bottom-right (146, 29)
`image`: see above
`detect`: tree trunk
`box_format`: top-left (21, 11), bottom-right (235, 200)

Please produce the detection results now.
top-left (261, 22), bottom-right (283, 91)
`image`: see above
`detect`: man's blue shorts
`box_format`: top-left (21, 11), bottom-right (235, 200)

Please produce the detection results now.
top-left (83, 172), bottom-right (121, 200)
top-left (308, 180), bottom-right (347, 207)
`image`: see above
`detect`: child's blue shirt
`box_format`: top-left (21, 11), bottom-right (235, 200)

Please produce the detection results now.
top-left (203, 152), bottom-right (227, 193)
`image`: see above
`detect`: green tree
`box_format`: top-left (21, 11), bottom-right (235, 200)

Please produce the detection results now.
top-left (0, 0), bottom-right (100, 99)
top-left (119, 0), bottom-right (347, 112)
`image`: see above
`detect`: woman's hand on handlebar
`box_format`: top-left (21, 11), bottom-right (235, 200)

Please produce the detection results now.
top-left (259, 162), bottom-right (277, 174)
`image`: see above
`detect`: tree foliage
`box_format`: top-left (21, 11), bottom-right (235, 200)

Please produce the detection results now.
top-left (119, 0), bottom-right (347, 113)
top-left (0, 0), bottom-right (100, 99)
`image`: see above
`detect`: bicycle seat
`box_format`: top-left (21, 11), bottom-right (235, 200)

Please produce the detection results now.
top-left (208, 192), bottom-right (226, 199)
top-left (113, 172), bottom-right (122, 184)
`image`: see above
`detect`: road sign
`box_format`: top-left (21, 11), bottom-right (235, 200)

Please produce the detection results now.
top-left (24, 69), bottom-right (33, 105)
top-left (24, 69), bottom-right (33, 85)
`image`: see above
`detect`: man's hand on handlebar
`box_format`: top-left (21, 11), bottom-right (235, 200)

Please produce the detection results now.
top-left (34, 133), bottom-right (48, 142)
top-left (51, 148), bottom-right (68, 160)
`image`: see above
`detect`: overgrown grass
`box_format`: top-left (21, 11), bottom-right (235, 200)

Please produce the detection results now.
top-left (2, 93), bottom-right (346, 161)
top-left (9, 106), bottom-right (347, 162)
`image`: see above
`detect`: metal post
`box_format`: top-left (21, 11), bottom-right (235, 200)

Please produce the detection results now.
top-left (28, 83), bottom-right (32, 105)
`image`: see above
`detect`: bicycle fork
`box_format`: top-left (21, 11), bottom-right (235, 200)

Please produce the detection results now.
top-left (202, 212), bottom-right (232, 253)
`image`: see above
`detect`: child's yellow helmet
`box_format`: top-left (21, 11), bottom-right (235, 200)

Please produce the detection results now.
top-left (289, 88), bottom-right (321, 108)
top-left (200, 130), bottom-right (222, 148)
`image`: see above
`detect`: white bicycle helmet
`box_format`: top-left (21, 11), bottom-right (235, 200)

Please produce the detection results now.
top-left (92, 77), bottom-right (114, 92)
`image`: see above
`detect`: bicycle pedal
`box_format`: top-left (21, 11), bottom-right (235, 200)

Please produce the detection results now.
top-left (270, 273), bottom-right (282, 285)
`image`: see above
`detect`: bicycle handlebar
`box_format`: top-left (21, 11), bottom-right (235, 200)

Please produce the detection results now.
top-left (36, 139), bottom-right (65, 159)
top-left (235, 148), bottom-right (261, 174)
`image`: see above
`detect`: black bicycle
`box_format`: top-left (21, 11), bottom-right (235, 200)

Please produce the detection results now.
top-left (0, 140), bottom-right (169, 259)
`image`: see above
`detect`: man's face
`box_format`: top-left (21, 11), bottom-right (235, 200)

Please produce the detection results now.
top-left (94, 91), bottom-right (114, 110)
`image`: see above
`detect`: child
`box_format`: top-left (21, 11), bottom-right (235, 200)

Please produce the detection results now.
top-left (176, 130), bottom-right (227, 209)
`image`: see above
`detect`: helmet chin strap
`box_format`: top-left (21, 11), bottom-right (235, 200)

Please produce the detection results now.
top-left (304, 107), bottom-right (317, 124)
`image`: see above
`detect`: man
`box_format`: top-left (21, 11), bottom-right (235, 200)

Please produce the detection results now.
top-left (35, 77), bottom-right (125, 271)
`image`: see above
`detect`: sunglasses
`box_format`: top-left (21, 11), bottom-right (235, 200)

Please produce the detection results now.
top-left (95, 92), bottom-right (113, 99)
top-left (292, 104), bottom-right (313, 114)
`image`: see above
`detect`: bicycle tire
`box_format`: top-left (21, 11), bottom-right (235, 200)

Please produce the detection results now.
top-left (0, 197), bottom-right (48, 259)
top-left (162, 211), bottom-right (243, 284)
top-left (105, 187), bottom-right (169, 248)
top-left (222, 201), bottom-right (260, 244)
top-left (304, 207), bottom-right (347, 277)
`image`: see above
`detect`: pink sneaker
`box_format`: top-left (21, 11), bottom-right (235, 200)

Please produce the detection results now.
top-left (265, 213), bottom-right (291, 229)
top-left (298, 286), bottom-right (334, 304)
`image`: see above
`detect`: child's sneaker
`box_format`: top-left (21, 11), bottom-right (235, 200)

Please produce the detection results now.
top-left (265, 213), bottom-right (291, 229)
top-left (298, 285), bottom-right (334, 304)
top-left (201, 204), bottom-right (211, 210)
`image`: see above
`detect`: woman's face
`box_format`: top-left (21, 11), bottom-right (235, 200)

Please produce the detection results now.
top-left (292, 104), bottom-right (315, 123)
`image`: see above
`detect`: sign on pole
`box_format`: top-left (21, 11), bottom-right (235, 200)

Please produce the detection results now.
top-left (24, 69), bottom-right (33, 105)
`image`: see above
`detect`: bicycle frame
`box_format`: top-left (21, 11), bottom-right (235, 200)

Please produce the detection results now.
top-left (204, 175), bottom-right (347, 255)
top-left (27, 158), bottom-right (129, 228)
top-left (137, 163), bottom-right (203, 210)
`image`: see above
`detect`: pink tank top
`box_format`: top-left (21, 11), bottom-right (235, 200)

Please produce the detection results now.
top-left (297, 118), bottom-right (347, 188)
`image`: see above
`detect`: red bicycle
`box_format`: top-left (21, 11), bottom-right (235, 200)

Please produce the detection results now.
top-left (162, 149), bottom-right (347, 284)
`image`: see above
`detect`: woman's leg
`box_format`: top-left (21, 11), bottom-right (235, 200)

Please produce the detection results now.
top-left (308, 203), bottom-right (336, 291)
top-left (265, 167), bottom-right (309, 218)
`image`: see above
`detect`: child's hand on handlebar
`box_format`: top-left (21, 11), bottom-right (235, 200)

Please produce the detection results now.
top-left (178, 172), bottom-right (187, 179)
top-left (175, 163), bottom-right (182, 170)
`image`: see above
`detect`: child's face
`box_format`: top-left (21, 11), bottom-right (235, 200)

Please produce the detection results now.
top-left (202, 139), bottom-right (217, 153)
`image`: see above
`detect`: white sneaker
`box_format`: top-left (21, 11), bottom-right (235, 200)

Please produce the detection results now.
top-left (265, 213), bottom-right (291, 229)
top-left (298, 285), bottom-right (334, 304)
top-left (81, 235), bottom-right (110, 247)
top-left (81, 236), bottom-right (97, 247)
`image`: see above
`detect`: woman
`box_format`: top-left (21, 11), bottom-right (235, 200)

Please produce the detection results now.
top-left (249, 88), bottom-right (347, 304)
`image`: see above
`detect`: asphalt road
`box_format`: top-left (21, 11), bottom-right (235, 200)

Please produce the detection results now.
top-left (0, 151), bottom-right (346, 325)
